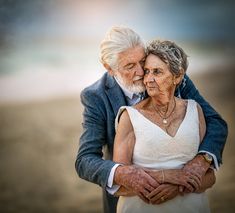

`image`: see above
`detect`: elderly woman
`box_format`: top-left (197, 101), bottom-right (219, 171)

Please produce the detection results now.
top-left (113, 40), bottom-right (215, 213)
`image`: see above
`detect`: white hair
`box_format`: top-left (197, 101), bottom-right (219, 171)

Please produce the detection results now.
top-left (100, 26), bottom-right (144, 69)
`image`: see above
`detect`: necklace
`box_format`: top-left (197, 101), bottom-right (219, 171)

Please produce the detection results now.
top-left (152, 98), bottom-right (176, 125)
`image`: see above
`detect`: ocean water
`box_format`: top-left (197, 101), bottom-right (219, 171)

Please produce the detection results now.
top-left (1, 0), bottom-right (234, 103)
top-left (0, 39), bottom-right (233, 103)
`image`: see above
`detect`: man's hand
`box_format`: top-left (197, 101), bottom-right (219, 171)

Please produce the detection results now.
top-left (114, 165), bottom-right (160, 203)
top-left (183, 154), bottom-right (211, 176)
top-left (146, 184), bottom-right (179, 204)
top-left (180, 154), bottom-right (211, 193)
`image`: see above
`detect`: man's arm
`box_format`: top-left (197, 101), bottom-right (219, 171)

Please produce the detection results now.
top-left (178, 74), bottom-right (228, 166)
top-left (75, 89), bottom-right (115, 188)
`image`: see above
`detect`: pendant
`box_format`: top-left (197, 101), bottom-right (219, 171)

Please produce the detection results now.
top-left (163, 119), bottom-right (168, 124)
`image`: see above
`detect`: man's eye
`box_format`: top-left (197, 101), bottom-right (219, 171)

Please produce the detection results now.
top-left (126, 64), bottom-right (135, 70)
top-left (140, 60), bottom-right (145, 66)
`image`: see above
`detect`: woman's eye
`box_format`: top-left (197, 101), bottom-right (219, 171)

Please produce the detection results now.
top-left (153, 69), bottom-right (161, 75)
top-left (144, 69), bottom-right (149, 74)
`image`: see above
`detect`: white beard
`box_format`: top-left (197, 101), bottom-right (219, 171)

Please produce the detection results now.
top-left (115, 74), bottom-right (146, 94)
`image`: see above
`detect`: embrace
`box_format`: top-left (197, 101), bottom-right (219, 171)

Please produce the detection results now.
top-left (76, 26), bottom-right (228, 213)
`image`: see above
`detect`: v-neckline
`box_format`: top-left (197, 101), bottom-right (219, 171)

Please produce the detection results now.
top-left (132, 100), bottom-right (190, 138)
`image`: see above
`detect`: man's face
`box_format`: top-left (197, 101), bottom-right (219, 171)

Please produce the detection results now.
top-left (113, 45), bottom-right (146, 93)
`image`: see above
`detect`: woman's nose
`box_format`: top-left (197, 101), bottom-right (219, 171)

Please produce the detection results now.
top-left (145, 73), bottom-right (155, 82)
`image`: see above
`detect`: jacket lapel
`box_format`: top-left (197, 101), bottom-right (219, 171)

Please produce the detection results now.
top-left (105, 74), bottom-right (127, 116)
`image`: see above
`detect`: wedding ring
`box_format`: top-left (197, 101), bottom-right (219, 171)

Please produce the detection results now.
top-left (161, 197), bottom-right (165, 201)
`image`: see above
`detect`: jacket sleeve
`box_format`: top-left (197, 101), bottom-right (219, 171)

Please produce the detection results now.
top-left (178, 74), bottom-right (228, 165)
top-left (75, 89), bottom-right (116, 188)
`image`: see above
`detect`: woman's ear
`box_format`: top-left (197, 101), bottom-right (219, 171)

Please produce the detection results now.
top-left (104, 63), bottom-right (114, 76)
top-left (174, 69), bottom-right (184, 85)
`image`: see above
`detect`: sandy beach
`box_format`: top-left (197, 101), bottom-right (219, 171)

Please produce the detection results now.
top-left (0, 67), bottom-right (234, 213)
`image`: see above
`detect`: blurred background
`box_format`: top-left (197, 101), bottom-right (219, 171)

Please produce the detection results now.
top-left (0, 0), bottom-right (234, 212)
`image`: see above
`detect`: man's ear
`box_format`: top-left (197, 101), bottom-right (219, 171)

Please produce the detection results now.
top-left (104, 63), bottom-right (114, 76)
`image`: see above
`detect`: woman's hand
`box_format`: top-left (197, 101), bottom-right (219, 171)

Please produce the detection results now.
top-left (146, 184), bottom-right (179, 204)
top-left (144, 168), bottom-right (202, 192)
top-left (114, 186), bottom-right (137, 197)
top-left (164, 169), bottom-right (202, 192)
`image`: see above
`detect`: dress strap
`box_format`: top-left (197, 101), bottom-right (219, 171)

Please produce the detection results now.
top-left (115, 106), bottom-right (135, 131)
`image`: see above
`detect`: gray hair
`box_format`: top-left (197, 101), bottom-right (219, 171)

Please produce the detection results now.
top-left (100, 26), bottom-right (144, 69)
top-left (146, 40), bottom-right (188, 76)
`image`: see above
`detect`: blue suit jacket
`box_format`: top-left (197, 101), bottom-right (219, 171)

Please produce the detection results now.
top-left (75, 72), bottom-right (228, 213)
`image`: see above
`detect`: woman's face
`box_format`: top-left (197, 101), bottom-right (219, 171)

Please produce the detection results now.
top-left (143, 54), bottom-right (177, 97)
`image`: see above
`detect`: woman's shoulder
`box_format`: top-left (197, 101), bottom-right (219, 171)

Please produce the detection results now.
top-left (116, 106), bottom-right (137, 123)
top-left (175, 97), bottom-right (188, 107)
top-left (176, 97), bottom-right (198, 107)
top-left (133, 97), bottom-right (151, 111)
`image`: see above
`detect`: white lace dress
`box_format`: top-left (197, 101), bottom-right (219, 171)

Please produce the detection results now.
top-left (115, 100), bottom-right (210, 213)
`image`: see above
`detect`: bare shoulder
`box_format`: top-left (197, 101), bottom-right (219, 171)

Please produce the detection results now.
top-left (175, 97), bottom-right (187, 108)
top-left (195, 102), bottom-right (205, 118)
top-left (195, 102), bottom-right (203, 112)
top-left (117, 108), bottom-right (135, 133)
top-left (133, 97), bottom-right (151, 111)
top-left (115, 108), bottom-right (135, 144)
top-left (118, 109), bottom-right (131, 125)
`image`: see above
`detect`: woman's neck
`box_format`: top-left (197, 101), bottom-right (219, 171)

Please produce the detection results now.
top-left (150, 93), bottom-right (175, 114)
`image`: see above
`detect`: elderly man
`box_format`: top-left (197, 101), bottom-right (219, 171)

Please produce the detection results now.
top-left (75, 26), bottom-right (227, 213)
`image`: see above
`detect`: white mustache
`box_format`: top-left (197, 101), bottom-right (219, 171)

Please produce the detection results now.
top-left (133, 77), bottom-right (143, 81)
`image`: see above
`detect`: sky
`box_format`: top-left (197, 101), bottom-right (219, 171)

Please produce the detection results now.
top-left (0, 0), bottom-right (234, 102)
top-left (1, 0), bottom-right (235, 41)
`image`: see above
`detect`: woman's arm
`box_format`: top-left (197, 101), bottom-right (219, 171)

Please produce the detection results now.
top-left (113, 110), bottom-right (135, 165)
top-left (113, 109), bottom-right (136, 196)
top-left (145, 166), bottom-right (215, 194)
top-left (113, 109), bottom-right (160, 200)
top-left (197, 103), bottom-right (206, 142)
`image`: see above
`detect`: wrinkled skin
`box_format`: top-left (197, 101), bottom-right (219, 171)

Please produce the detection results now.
top-left (145, 169), bottom-right (202, 193)
top-left (114, 165), bottom-right (160, 203)
top-left (180, 155), bottom-right (211, 193)
top-left (147, 184), bottom-right (179, 204)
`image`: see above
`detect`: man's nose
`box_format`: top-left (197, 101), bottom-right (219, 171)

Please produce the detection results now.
top-left (136, 63), bottom-right (144, 76)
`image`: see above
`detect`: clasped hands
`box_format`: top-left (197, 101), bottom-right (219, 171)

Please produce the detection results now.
top-left (114, 164), bottom-right (204, 205)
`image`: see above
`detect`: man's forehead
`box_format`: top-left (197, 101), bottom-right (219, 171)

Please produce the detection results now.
top-left (118, 48), bottom-right (146, 63)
